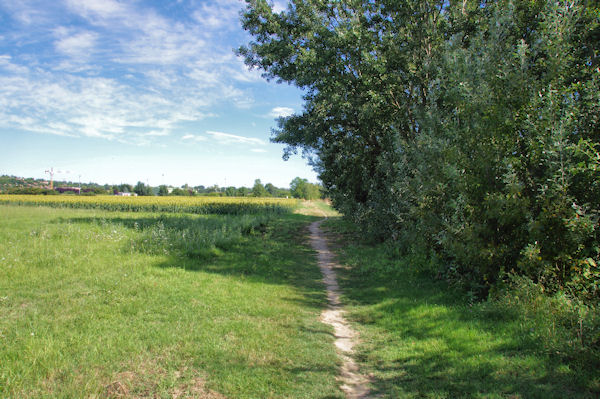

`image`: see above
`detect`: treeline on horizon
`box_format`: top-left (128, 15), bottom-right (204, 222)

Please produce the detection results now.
top-left (0, 175), bottom-right (323, 200)
top-left (240, 0), bottom-right (599, 305)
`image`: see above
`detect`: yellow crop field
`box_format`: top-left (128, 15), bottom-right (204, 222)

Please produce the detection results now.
top-left (0, 194), bottom-right (298, 215)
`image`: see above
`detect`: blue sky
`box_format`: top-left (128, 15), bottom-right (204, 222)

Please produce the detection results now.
top-left (0, 0), bottom-right (316, 188)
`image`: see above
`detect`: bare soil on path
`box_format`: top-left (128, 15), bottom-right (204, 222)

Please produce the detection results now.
top-left (309, 220), bottom-right (371, 399)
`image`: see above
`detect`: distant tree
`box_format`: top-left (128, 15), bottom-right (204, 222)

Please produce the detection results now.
top-left (252, 179), bottom-right (269, 197)
top-left (170, 187), bottom-right (189, 196)
top-left (224, 186), bottom-right (237, 197)
top-left (237, 187), bottom-right (249, 196)
top-left (265, 183), bottom-right (278, 196)
top-left (8, 187), bottom-right (57, 195)
top-left (119, 184), bottom-right (133, 193)
top-left (304, 183), bottom-right (321, 200)
top-left (133, 181), bottom-right (152, 196)
top-left (87, 187), bottom-right (107, 194)
top-left (278, 188), bottom-right (292, 198)
top-left (158, 185), bottom-right (169, 196)
top-left (289, 177), bottom-right (306, 199)
top-left (290, 177), bottom-right (321, 200)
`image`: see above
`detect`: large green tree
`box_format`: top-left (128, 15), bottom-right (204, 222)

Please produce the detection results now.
top-left (240, 0), bottom-right (600, 298)
top-left (240, 0), bottom-right (449, 237)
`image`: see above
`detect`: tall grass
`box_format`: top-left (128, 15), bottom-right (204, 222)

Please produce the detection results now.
top-left (69, 213), bottom-right (272, 259)
top-left (491, 275), bottom-right (600, 363)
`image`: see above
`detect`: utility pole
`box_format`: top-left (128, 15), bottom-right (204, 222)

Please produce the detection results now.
top-left (45, 167), bottom-right (54, 190)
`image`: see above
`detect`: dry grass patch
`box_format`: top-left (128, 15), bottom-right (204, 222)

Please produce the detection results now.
top-left (105, 357), bottom-right (226, 399)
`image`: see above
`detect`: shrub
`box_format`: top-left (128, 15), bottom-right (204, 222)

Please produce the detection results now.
top-left (491, 275), bottom-right (600, 365)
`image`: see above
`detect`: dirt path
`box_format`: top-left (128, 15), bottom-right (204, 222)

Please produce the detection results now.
top-left (309, 220), bottom-right (371, 399)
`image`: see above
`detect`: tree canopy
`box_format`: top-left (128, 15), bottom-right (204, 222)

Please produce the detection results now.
top-left (290, 177), bottom-right (321, 200)
top-left (240, 0), bottom-right (600, 299)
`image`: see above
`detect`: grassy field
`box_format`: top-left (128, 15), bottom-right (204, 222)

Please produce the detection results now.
top-left (5, 197), bottom-right (597, 398)
top-left (0, 203), bottom-right (343, 398)
top-left (323, 219), bottom-right (600, 399)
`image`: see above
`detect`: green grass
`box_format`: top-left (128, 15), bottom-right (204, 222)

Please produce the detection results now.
top-left (323, 218), bottom-right (600, 399)
top-left (0, 205), bottom-right (343, 398)
top-left (9, 200), bottom-right (595, 398)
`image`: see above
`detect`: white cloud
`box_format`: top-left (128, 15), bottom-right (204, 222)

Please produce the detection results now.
top-left (228, 57), bottom-right (264, 83)
top-left (182, 134), bottom-right (207, 141)
top-left (62, 0), bottom-right (207, 66)
top-left (63, 0), bottom-right (127, 21)
top-left (192, 1), bottom-right (243, 30)
top-left (54, 28), bottom-right (98, 61)
top-left (269, 107), bottom-right (294, 118)
top-left (206, 131), bottom-right (266, 146)
top-left (0, 0), bottom-right (282, 146)
top-left (0, 55), bottom-right (28, 74)
top-left (0, 68), bottom-right (211, 144)
top-left (0, 0), bottom-right (53, 25)
top-left (250, 148), bottom-right (268, 153)
top-left (186, 68), bottom-right (220, 87)
top-left (144, 69), bottom-right (179, 89)
top-left (141, 130), bottom-right (170, 137)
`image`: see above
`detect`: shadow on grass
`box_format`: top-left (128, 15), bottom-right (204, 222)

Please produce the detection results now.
top-left (62, 213), bottom-right (329, 309)
top-left (331, 241), bottom-right (599, 398)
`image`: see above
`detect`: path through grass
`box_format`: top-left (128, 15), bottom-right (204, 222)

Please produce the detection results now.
top-left (324, 219), bottom-right (599, 399)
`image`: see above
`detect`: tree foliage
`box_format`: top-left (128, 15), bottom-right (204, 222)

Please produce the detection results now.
top-left (158, 185), bottom-right (169, 196)
top-left (133, 181), bottom-right (153, 196)
top-left (252, 179), bottom-right (269, 197)
top-left (240, 0), bottom-right (600, 300)
top-left (290, 177), bottom-right (322, 200)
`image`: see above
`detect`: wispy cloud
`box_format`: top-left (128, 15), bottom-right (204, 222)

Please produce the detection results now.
top-left (0, 66), bottom-right (211, 143)
top-left (54, 27), bottom-right (98, 59)
top-left (192, 1), bottom-right (241, 30)
top-left (64, 0), bottom-right (126, 19)
top-left (206, 131), bottom-right (266, 146)
top-left (0, 0), bottom-right (280, 146)
top-left (182, 134), bottom-right (207, 142)
top-left (269, 106), bottom-right (294, 118)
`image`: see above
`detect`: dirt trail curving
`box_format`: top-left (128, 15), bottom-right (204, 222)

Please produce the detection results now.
top-left (309, 220), bottom-right (371, 399)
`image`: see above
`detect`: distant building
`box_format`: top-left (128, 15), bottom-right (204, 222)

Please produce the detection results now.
top-left (115, 191), bottom-right (137, 196)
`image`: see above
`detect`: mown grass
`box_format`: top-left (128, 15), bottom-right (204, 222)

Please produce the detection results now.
top-left (323, 218), bottom-right (600, 399)
top-left (0, 204), bottom-right (344, 398)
